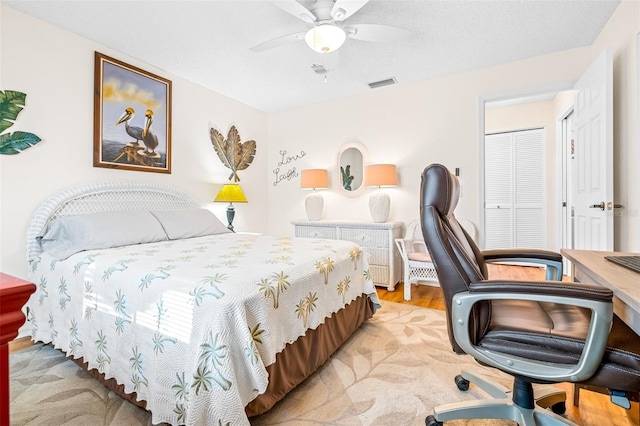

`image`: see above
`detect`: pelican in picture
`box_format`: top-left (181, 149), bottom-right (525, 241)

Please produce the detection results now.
top-left (142, 109), bottom-right (159, 157)
top-left (115, 107), bottom-right (143, 147)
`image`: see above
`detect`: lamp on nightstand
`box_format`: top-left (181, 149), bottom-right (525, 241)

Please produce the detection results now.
top-left (364, 164), bottom-right (397, 223)
top-left (214, 183), bottom-right (248, 232)
top-left (300, 169), bottom-right (329, 221)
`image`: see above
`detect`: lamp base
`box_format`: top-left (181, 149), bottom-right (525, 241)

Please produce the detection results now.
top-left (369, 189), bottom-right (390, 223)
top-left (305, 192), bottom-right (324, 221)
top-left (226, 203), bottom-right (236, 232)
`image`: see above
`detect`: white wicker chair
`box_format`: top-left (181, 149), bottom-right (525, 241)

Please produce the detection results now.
top-left (396, 218), bottom-right (476, 301)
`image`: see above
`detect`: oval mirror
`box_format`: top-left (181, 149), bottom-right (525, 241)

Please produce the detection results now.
top-left (336, 142), bottom-right (368, 197)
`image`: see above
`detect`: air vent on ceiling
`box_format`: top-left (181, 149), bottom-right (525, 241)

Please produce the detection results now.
top-left (368, 77), bottom-right (397, 89)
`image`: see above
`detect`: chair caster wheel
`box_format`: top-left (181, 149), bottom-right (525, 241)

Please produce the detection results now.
top-left (551, 401), bottom-right (566, 414)
top-left (455, 374), bottom-right (470, 391)
top-left (425, 415), bottom-right (443, 426)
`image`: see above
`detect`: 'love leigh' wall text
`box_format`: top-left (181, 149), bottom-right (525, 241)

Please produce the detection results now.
top-left (272, 150), bottom-right (306, 187)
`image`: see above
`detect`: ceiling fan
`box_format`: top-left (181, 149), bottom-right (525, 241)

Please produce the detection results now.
top-left (250, 0), bottom-right (410, 54)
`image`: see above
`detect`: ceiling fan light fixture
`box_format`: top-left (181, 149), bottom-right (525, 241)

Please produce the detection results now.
top-left (304, 24), bottom-right (346, 53)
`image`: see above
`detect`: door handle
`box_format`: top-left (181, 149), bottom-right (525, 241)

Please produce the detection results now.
top-left (605, 202), bottom-right (624, 210)
top-left (589, 202), bottom-right (605, 211)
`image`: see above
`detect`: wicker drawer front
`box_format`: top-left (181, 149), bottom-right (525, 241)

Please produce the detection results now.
top-left (369, 265), bottom-right (390, 285)
top-left (295, 226), bottom-right (337, 239)
top-left (292, 220), bottom-right (403, 291)
top-left (340, 228), bottom-right (389, 248)
top-left (364, 247), bottom-right (390, 266)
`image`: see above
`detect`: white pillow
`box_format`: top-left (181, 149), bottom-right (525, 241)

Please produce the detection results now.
top-left (39, 211), bottom-right (168, 260)
top-left (150, 209), bottom-right (231, 240)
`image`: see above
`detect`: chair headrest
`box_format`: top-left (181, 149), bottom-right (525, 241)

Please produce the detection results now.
top-left (421, 164), bottom-right (459, 216)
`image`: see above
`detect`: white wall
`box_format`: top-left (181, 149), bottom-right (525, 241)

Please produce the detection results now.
top-left (590, 0), bottom-right (640, 252)
top-left (268, 1), bottom-right (640, 255)
top-left (267, 48), bottom-right (594, 242)
top-left (0, 6), bottom-right (269, 278)
top-left (2, 1), bottom-right (639, 282)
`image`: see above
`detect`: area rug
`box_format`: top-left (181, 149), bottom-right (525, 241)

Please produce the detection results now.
top-left (10, 302), bottom-right (517, 425)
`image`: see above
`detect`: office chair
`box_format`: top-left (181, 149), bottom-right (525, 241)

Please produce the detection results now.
top-left (420, 163), bottom-right (640, 426)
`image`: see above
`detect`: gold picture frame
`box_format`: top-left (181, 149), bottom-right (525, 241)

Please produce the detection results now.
top-left (93, 52), bottom-right (172, 173)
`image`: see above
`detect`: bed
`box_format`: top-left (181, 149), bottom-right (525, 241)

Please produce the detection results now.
top-left (24, 181), bottom-right (379, 425)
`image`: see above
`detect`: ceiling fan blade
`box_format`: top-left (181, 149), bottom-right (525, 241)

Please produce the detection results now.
top-left (330, 0), bottom-right (369, 21)
top-left (271, 1), bottom-right (316, 23)
top-left (345, 24), bottom-right (410, 42)
top-left (250, 32), bottom-right (305, 52)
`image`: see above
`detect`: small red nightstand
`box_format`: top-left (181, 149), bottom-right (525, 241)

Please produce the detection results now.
top-left (0, 273), bottom-right (36, 426)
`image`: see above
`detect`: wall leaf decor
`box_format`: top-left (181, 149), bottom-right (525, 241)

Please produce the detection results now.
top-left (210, 125), bottom-right (256, 182)
top-left (0, 90), bottom-right (42, 155)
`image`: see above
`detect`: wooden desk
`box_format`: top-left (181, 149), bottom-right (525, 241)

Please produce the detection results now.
top-left (0, 273), bottom-right (36, 426)
top-left (561, 249), bottom-right (640, 335)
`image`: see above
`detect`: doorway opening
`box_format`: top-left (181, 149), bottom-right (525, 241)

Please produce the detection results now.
top-left (479, 49), bottom-right (614, 268)
top-left (479, 87), bottom-right (576, 254)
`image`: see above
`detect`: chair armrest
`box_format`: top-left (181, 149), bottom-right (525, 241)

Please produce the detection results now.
top-left (469, 280), bottom-right (613, 301)
top-left (482, 248), bottom-right (563, 280)
top-left (483, 249), bottom-right (562, 263)
top-left (394, 238), bottom-right (409, 260)
top-left (451, 281), bottom-right (613, 383)
top-left (396, 238), bottom-right (429, 255)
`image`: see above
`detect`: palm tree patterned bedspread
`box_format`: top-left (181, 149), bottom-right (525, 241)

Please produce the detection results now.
top-left (26, 233), bottom-right (377, 425)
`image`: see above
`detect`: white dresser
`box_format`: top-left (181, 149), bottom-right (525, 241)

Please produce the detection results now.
top-left (292, 220), bottom-right (403, 291)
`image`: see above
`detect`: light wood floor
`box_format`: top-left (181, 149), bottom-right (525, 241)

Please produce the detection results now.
top-left (377, 263), bottom-right (639, 426)
top-left (9, 264), bottom-right (638, 425)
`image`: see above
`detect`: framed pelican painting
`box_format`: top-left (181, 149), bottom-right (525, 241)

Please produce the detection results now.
top-left (93, 52), bottom-right (172, 173)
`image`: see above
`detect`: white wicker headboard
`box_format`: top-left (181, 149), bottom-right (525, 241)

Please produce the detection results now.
top-left (27, 181), bottom-right (200, 264)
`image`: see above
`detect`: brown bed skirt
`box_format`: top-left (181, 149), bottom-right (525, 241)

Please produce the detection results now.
top-left (66, 294), bottom-right (374, 419)
top-left (246, 294), bottom-right (374, 416)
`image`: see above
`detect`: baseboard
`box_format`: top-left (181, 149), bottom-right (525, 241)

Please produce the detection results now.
top-left (9, 336), bottom-right (33, 353)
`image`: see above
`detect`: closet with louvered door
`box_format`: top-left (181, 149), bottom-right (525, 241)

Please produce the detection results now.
top-left (484, 128), bottom-right (545, 250)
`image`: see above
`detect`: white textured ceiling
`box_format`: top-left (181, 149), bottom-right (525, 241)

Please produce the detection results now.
top-left (4, 0), bottom-right (620, 112)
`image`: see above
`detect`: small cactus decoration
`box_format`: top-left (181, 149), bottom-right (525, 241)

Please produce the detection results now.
top-left (0, 90), bottom-right (42, 155)
top-left (340, 164), bottom-right (354, 191)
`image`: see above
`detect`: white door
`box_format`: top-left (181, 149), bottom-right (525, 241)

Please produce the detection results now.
top-left (572, 48), bottom-right (613, 251)
top-left (560, 111), bottom-right (575, 273)
top-left (485, 132), bottom-right (513, 249)
top-left (485, 128), bottom-right (545, 250)
top-left (561, 111), bottom-right (574, 251)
